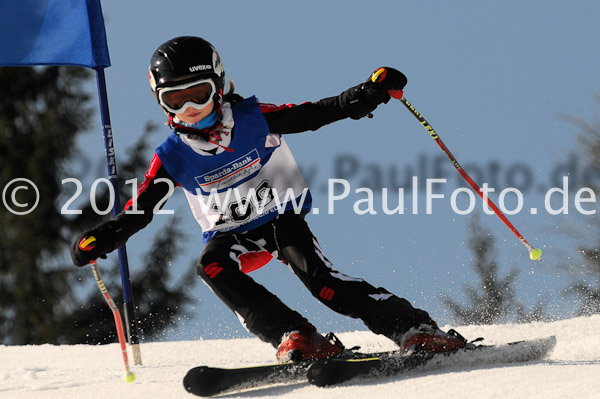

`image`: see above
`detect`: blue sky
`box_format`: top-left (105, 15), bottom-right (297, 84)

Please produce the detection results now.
top-left (71, 1), bottom-right (600, 340)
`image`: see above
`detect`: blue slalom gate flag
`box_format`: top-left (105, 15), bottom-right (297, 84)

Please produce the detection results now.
top-left (0, 0), bottom-right (110, 68)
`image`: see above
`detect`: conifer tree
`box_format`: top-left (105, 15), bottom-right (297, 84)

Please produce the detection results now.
top-left (442, 213), bottom-right (520, 324)
top-left (0, 67), bottom-right (194, 344)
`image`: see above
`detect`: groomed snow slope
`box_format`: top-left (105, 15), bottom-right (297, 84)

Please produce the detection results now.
top-left (1, 315), bottom-right (599, 399)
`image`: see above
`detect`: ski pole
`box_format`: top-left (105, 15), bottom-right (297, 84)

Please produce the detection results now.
top-left (78, 236), bottom-right (137, 382)
top-left (388, 91), bottom-right (542, 261)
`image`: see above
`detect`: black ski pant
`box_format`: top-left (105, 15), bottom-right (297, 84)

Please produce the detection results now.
top-left (197, 211), bottom-right (434, 348)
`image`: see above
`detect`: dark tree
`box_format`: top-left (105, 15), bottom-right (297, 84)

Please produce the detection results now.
top-left (0, 67), bottom-right (92, 344)
top-left (562, 106), bottom-right (600, 315)
top-left (442, 213), bottom-right (520, 324)
top-left (0, 66), bottom-right (195, 344)
top-left (564, 247), bottom-right (600, 315)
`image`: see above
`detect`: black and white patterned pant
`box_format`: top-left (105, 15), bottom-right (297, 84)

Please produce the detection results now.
top-left (197, 211), bottom-right (433, 347)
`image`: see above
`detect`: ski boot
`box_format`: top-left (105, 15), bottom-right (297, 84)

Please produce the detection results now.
top-left (277, 326), bottom-right (344, 362)
top-left (399, 323), bottom-right (470, 354)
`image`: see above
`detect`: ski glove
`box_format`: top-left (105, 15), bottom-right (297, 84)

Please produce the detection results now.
top-left (70, 223), bottom-right (116, 266)
top-left (368, 67), bottom-right (407, 95)
top-left (342, 67), bottom-right (407, 120)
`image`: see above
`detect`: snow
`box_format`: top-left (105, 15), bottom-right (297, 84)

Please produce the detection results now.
top-left (1, 315), bottom-right (599, 399)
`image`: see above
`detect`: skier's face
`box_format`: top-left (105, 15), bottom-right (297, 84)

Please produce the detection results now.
top-left (175, 100), bottom-right (215, 124)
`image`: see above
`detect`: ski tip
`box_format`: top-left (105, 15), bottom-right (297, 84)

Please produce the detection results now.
top-left (537, 335), bottom-right (557, 353)
top-left (515, 335), bottom-right (557, 351)
top-left (542, 335), bottom-right (557, 346)
top-left (183, 366), bottom-right (218, 397)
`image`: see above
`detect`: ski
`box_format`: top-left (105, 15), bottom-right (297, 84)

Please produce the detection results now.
top-left (183, 349), bottom-right (399, 396)
top-left (183, 336), bottom-right (557, 395)
top-left (306, 335), bottom-right (557, 387)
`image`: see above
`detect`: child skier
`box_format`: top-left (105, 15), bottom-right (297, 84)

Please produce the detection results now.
top-left (71, 36), bottom-right (467, 361)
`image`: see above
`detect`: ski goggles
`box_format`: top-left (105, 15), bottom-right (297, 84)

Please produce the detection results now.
top-left (158, 79), bottom-right (217, 114)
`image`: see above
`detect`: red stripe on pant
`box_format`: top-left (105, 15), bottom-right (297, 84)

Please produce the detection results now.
top-left (204, 262), bottom-right (223, 278)
top-left (319, 286), bottom-right (334, 302)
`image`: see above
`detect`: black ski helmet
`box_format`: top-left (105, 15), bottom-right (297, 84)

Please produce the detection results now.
top-left (149, 36), bottom-right (225, 114)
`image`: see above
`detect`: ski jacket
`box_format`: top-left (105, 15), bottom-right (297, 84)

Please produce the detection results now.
top-left (104, 80), bottom-right (388, 251)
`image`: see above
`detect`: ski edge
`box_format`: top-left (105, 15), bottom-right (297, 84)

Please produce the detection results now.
top-left (307, 335), bottom-right (557, 387)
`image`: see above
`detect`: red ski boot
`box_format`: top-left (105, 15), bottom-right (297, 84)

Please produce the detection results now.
top-left (276, 327), bottom-right (343, 362)
top-left (399, 324), bottom-right (468, 354)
